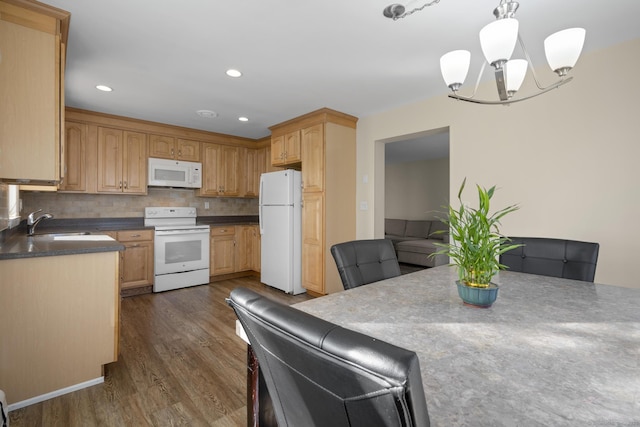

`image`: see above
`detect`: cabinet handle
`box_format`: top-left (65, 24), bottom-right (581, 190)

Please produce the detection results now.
top-left (124, 181), bottom-right (128, 189)
top-left (130, 234), bottom-right (141, 238)
top-left (130, 244), bottom-right (139, 247)
top-left (178, 150), bottom-right (182, 157)
top-left (119, 181), bottom-right (122, 189)
top-left (171, 148), bottom-right (175, 156)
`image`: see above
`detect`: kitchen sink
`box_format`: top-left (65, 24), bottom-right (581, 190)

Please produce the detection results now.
top-left (30, 232), bottom-right (115, 241)
top-left (33, 232), bottom-right (92, 237)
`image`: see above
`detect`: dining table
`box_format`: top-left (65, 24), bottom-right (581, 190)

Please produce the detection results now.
top-left (281, 266), bottom-right (640, 426)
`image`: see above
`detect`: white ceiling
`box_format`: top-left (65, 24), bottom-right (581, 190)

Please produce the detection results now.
top-left (44, 0), bottom-right (640, 141)
top-left (385, 131), bottom-right (450, 164)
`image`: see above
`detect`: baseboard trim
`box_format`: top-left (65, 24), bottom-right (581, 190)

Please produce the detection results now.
top-left (7, 377), bottom-right (104, 412)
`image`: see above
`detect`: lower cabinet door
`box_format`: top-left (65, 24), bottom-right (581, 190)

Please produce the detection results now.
top-left (302, 192), bottom-right (324, 294)
top-left (120, 241), bottom-right (153, 289)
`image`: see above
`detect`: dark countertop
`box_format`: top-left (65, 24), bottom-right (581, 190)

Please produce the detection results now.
top-left (0, 233), bottom-right (125, 260)
top-left (0, 215), bottom-right (258, 260)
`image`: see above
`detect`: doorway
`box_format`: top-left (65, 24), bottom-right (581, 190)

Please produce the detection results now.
top-left (379, 128), bottom-right (450, 273)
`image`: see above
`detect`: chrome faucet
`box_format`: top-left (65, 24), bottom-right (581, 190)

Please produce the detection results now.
top-left (27, 209), bottom-right (54, 236)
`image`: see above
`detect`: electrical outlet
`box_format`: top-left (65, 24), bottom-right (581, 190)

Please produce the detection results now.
top-left (204, 202), bottom-right (210, 210)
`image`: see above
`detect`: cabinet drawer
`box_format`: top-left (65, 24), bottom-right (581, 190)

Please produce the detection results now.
top-left (116, 229), bottom-right (154, 242)
top-left (211, 226), bottom-right (236, 237)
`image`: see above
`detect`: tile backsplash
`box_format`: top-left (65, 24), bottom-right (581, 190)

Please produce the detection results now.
top-left (21, 188), bottom-right (258, 219)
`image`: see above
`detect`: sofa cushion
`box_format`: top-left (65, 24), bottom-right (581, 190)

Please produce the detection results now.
top-left (428, 221), bottom-right (449, 241)
top-left (405, 221), bottom-right (431, 239)
top-left (395, 239), bottom-right (440, 254)
top-left (395, 239), bottom-right (448, 268)
top-left (385, 219), bottom-right (407, 237)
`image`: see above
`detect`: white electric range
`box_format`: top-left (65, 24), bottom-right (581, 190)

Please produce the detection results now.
top-left (144, 207), bottom-right (210, 292)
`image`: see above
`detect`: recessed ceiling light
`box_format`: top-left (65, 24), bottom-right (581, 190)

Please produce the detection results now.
top-left (226, 69), bottom-right (242, 78)
top-left (96, 85), bottom-right (112, 92)
top-left (196, 110), bottom-right (218, 118)
top-left (238, 117), bottom-right (249, 122)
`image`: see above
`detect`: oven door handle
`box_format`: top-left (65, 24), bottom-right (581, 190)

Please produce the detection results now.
top-left (155, 229), bottom-right (210, 236)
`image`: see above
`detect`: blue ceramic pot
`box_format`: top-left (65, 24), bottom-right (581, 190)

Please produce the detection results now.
top-left (456, 281), bottom-right (499, 308)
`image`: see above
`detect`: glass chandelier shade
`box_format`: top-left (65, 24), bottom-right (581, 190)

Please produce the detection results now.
top-left (440, 50), bottom-right (471, 91)
top-left (544, 27), bottom-right (586, 76)
top-left (479, 18), bottom-right (519, 67)
top-left (505, 59), bottom-right (528, 94)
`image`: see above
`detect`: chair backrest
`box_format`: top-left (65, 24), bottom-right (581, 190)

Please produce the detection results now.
top-left (500, 237), bottom-right (600, 282)
top-left (330, 239), bottom-right (401, 290)
top-left (227, 287), bottom-right (430, 427)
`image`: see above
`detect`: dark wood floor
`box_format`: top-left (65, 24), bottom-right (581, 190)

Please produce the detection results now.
top-left (8, 277), bottom-right (313, 427)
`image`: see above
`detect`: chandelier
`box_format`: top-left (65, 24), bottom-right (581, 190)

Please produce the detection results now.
top-left (384, 0), bottom-right (586, 105)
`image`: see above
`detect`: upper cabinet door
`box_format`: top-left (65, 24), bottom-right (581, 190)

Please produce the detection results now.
top-left (148, 135), bottom-right (176, 159)
top-left (97, 127), bottom-right (147, 194)
top-left (0, 2), bottom-right (69, 184)
top-left (176, 139), bottom-right (200, 162)
top-left (301, 124), bottom-right (324, 193)
top-left (122, 131), bottom-right (147, 194)
top-left (271, 131), bottom-right (301, 167)
top-left (284, 131), bottom-right (301, 164)
top-left (199, 143), bottom-right (222, 196)
top-left (149, 135), bottom-right (200, 162)
top-left (271, 135), bottom-right (285, 166)
top-left (59, 121), bottom-right (87, 192)
top-left (97, 127), bottom-right (123, 193)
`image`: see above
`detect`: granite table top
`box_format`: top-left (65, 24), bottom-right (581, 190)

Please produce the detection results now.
top-left (293, 266), bottom-right (640, 427)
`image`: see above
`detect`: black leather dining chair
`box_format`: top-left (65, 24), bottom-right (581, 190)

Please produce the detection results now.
top-left (500, 237), bottom-right (600, 282)
top-left (227, 287), bottom-right (430, 427)
top-left (330, 239), bottom-right (402, 290)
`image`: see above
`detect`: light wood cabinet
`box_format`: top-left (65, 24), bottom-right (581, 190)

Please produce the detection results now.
top-left (59, 121), bottom-right (87, 192)
top-left (210, 224), bottom-right (260, 276)
top-left (301, 192), bottom-right (324, 294)
top-left (116, 229), bottom-right (154, 290)
top-left (301, 124), bottom-right (325, 193)
top-left (235, 224), bottom-right (261, 272)
top-left (245, 148), bottom-right (259, 197)
top-left (0, 0), bottom-right (69, 185)
top-left (211, 226), bottom-right (236, 276)
top-left (271, 130), bottom-right (302, 166)
top-left (245, 147), bottom-right (272, 197)
top-left (199, 143), bottom-right (241, 197)
top-left (235, 225), bottom-right (252, 272)
top-left (271, 109), bottom-right (357, 295)
top-left (97, 127), bottom-right (147, 194)
top-left (149, 135), bottom-right (200, 162)
top-left (264, 145), bottom-right (280, 173)
top-left (0, 251), bottom-right (119, 404)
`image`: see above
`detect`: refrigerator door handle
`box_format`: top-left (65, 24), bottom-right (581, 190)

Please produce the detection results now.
top-left (259, 204), bottom-right (264, 235)
top-left (259, 174), bottom-right (264, 235)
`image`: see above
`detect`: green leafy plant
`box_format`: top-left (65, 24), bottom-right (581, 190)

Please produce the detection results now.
top-left (432, 178), bottom-right (522, 286)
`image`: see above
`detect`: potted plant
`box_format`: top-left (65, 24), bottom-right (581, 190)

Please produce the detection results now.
top-left (432, 178), bottom-right (522, 307)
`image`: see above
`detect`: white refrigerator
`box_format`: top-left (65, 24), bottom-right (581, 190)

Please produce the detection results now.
top-left (259, 170), bottom-right (306, 295)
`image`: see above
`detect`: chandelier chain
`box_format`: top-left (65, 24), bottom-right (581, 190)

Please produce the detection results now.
top-left (392, 0), bottom-right (441, 20)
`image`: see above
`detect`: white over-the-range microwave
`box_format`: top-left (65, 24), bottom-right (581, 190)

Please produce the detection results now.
top-left (148, 157), bottom-right (202, 188)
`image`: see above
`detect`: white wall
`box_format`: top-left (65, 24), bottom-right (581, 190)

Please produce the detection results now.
top-left (356, 38), bottom-right (640, 288)
top-left (385, 157), bottom-right (449, 220)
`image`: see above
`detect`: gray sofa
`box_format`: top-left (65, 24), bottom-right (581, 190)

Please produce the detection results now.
top-left (385, 218), bottom-right (449, 268)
